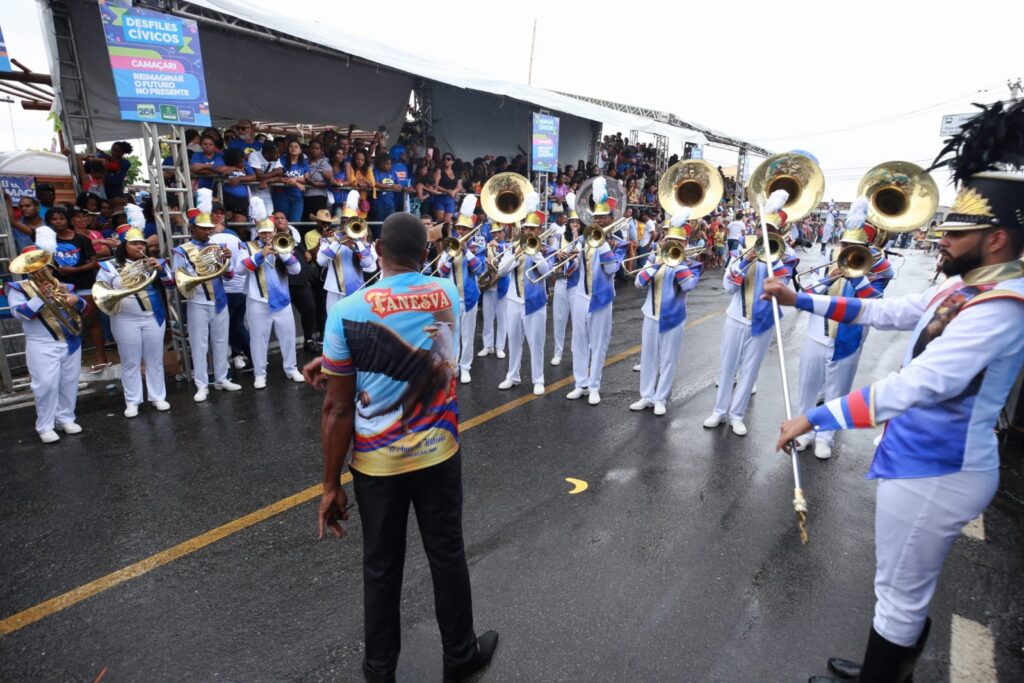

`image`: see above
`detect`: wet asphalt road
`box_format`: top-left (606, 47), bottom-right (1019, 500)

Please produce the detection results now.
top-left (1, 250), bottom-right (1022, 682)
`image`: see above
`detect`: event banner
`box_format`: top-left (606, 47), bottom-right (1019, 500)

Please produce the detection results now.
top-left (0, 24), bottom-right (11, 72)
top-left (531, 113), bottom-right (560, 173)
top-left (0, 176), bottom-right (36, 202)
top-left (98, 0), bottom-right (211, 126)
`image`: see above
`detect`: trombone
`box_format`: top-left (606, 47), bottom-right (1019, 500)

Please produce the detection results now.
top-left (621, 242), bottom-right (703, 276)
top-left (423, 224), bottom-right (482, 273)
top-left (735, 232), bottom-right (787, 264)
top-left (582, 216), bottom-right (629, 249)
top-left (796, 244), bottom-right (874, 292)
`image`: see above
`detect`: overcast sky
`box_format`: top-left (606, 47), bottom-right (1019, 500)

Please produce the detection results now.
top-left (3, 0), bottom-right (1021, 205)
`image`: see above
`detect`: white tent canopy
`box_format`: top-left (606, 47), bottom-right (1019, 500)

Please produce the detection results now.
top-left (51, 0), bottom-right (707, 164)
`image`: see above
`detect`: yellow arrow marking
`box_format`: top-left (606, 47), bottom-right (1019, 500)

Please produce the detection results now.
top-left (565, 478), bottom-right (589, 495)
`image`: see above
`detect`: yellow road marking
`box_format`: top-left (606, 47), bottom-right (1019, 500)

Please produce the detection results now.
top-left (0, 309), bottom-right (723, 636)
top-left (565, 478), bottom-right (589, 494)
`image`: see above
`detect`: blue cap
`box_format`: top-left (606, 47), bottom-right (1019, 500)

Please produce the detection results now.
top-left (389, 145), bottom-right (405, 161)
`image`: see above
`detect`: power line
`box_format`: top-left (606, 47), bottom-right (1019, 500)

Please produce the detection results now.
top-left (746, 81), bottom-right (1003, 142)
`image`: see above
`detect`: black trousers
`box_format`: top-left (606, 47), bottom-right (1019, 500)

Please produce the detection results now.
top-left (226, 292), bottom-right (250, 360)
top-left (352, 452), bottom-right (478, 681)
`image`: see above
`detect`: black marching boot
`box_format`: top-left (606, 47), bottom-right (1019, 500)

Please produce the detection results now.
top-left (442, 630), bottom-right (499, 682)
top-left (809, 618), bottom-right (930, 683)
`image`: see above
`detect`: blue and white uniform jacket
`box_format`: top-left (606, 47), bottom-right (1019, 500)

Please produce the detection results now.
top-left (723, 248), bottom-right (794, 336)
top-left (635, 254), bottom-right (703, 333)
top-left (5, 279), bottom-right (88, 352)
top-left (438, 241), bottom-right (486, 312)
top-left (317, 237), bottom-right (375, 297)
top-left (97, 258), bottom-right (174, 325)
top-left (240, 241), bottom-right (301, 312)
top-left (497, 246), bottom-right (550, 315)
top-left (172, 239), bottom-right (235, 312)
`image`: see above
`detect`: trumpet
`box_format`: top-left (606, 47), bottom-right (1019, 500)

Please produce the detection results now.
top-left (9, 250), bottom-right (83, 335)
top-left (93, 258), bottom-right (160, 315)
top-left (621, 243), bottom-right (703, 275)
top-left (736, 232), bottom-right (787, 264)
top-left (583, 216), bottom-right (629, 249)
top-left (270, 232), bottom-right (296, 256)
top-left (796, 244), bottom-right (874, 288)
top-left (526, 234), bottom-right (583, 283)
top-left (175, 244), bottom-right (229, 299)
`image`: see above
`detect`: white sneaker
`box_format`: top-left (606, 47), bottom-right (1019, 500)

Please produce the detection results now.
top-left (533, 383), bottom-right (545, 396)
top-left (193, 388), bottom-right (208, 402)
top-left (588, 390), bottom-right (601, 405)
top-left (39, 430), bottom-right (60, 444)
top-left (254, 375), bottom-right (267, 390)
top-left (630, 398), bottom-right (653, 411)
top-left (498, 379), bottom-right (519, 390)
top-left (151, 400), bottom-right (171, 411)
top-left (730, 419), bottom-right (748, 436)
top-left (56, 422), bottom-right (82, 434)
top-left (814, 441), bottom-right (833, 460)
top-left (751, 383), bottom-right (758, 395)
top-left (566, 387), bottom-right (587, 400)
top-left (550, 355), bottom-right (561, 366)
top-left (124, 404), bottom-right (139, 418)
top-left (794, 433), bottom-right (814, 452)
top-left (632, 363), bottom-right (642, 372)
top-left (460, 370), bottom-right (471, 384)
top-left (873, 434), bottom-right (882, 446)
top-left (232, 355), bottom-right (246, 370)
top-left (703, 413), bottom-right (724, 428)
top-left (653, 401), bottom-right (667, 416)
top-left (496, 349), bottom-right (506, 359)
top-left (214, 380), bottom-right (242, 391)
top-left (477, 347), bottom-right (493, 357)
top-left (288, 370), bottom-right (305, 383)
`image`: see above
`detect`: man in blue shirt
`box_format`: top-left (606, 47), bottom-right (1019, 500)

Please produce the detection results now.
top-left (390, 145), bottom-right (411, 213)
top-left (312, 212), bottom-right (498, 683)
top-left (369, 155), bottom-right (399, 224)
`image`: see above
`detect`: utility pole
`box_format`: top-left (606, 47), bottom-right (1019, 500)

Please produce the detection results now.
top-left (527, 19), bottom-right (537, 86)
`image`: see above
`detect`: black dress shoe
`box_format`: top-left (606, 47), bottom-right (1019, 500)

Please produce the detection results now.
top-left (826, 657), bottom-right (860, 679)
top-left (809, 619), bottom-right (930, 683)
top-left (443, 630), bottom-right (498, 682)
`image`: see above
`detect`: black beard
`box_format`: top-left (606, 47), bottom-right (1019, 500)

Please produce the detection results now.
top-left (939, 247), bottom-right (984, 277)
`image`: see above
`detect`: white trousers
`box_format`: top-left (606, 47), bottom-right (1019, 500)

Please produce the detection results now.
top-left (571, 295), bottom-right (613, 391)
top-left (639, 317), bottom-right (684, 403)
top-left (27, 339), bottom-right (80, 433)
top-left (187, 301), bottom-right (229, 389)
top-left (459, 302), bottom-right (477, 373)
top-left (480, 289), bottom-right (506, 352)
top-left (326, 290), bottom-right (345, 313)
top-left (111, 313), bottom-right (166, 405)
top-left (873, 470), bottom-right (999, 646)
top-left (551, 279), bottom-right (572, 358)
top-left (712, 317), bottom-right (773, 420)
top-left (505, 301), bottom-right (546, 384)
top-left (246, 299), bottom-right (298, 378)
top-left (797, 336), bottom-right (865, 445)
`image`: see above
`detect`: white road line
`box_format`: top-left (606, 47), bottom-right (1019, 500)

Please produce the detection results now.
top-left (961, 514), bottom-right (986, 541)
top-left (950, 614), bottom-right (997, 683)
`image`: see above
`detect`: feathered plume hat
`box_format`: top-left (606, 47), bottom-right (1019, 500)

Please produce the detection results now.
top-left (839, 197), bottom-right (872, 245)
top-left (250, 196), bottom-right (273, 233)
top-left (763, 189), bottom-right (790, 232)
top-left (455, 194), bottom-right (478, 229)
top-left (522, 191), bottom-right (545, 227)
top-left (565, 192), bottom-right (579, 221)
top-left (187, 188), bottom-right (216, 228)
top-left (931, 98), bottom-right (1024, 232)
top-left (342, 190), bottom-right (361, 219)
top-left (592, 177), bottom-right (616, 216)
top-left (664, 208), bottom-right (693, 241)
top-left (123, 203), bottom-right (147, 242)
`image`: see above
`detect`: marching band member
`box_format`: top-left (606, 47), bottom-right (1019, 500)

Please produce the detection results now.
top-left (437, 194), bottom-right (486, 384)
top-left (630, 210), bottom-right (703, 416)
top-left (317, 191), bottom-right (376, 312)
top-left (173, 191), bottom-right (242, 402)
top-left (96, 227), bottom-right (174, 417)
top-left (703, 192), bottom-right (793, 435)
top-left (497, 202), bottom-right (551, 395)
top-left (794, 198), bottom-right (893, 459)
top-left (567, 178), bottom-right (628, 406)
top-left (478, 223), bottom-right (509, 360)
top-left (550, 193), bottom-right (581, 366)
top-left (6, 231), bottom-right (88, 443)
top-left (769, 109), bottom-right (1024, 680)
top-left (239, 198), bottom-right (305, 389)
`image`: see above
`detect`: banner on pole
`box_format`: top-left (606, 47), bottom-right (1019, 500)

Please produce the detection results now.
top-left (532, 113), bottom-right (560, 173)
top-left (0, 24), bottom-right (11, 72)
top-left (99, 0), bottom-right (211, 126)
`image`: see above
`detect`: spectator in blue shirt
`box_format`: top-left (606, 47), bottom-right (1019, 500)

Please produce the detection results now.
top-left (390, 145), bottom-right (411, 212)
top-left (100, 141), bottom-right (133, 199)
top-left (190, 134), bottom-right (224, 190)
top-left (226, 119), bottom-right (262, 155)
top-left (273, 139), bottom-right (308, 225)
top-left (218, 148), bottom-right (257, 224)
top-left (369, 154), bottom-right (399, 230)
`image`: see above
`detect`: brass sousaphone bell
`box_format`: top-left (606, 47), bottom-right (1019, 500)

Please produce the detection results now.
top-left (748, 152), bottom-right (826, 224)
top-left (857, 160), bottom-right (939, 235)
top-left (658, 159), bottom-right (725, 221)
top-left (481, 172), bottom-right (533, 224)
